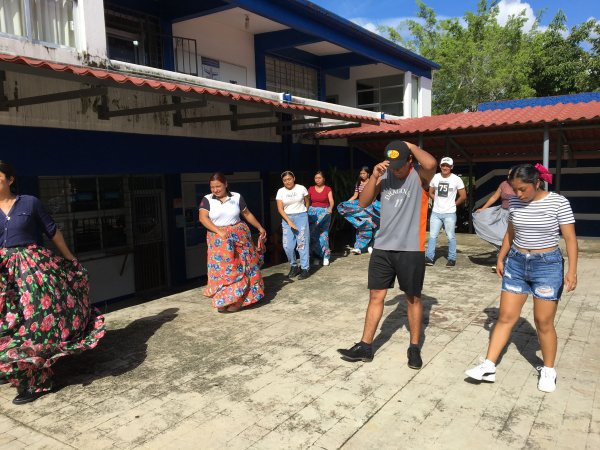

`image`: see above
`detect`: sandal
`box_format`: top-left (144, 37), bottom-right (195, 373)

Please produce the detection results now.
top-left (226, 305), bottom-right (242, 313)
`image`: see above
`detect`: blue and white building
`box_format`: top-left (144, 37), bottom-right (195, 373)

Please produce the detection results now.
top-left (0, 0), bottom-right (439, 302)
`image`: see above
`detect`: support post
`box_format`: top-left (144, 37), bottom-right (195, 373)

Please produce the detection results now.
top-left (543, 125), bottom-right (550, 190)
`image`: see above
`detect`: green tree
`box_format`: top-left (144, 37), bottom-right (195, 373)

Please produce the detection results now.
top-left (380, 1), bottom-right (599, 114)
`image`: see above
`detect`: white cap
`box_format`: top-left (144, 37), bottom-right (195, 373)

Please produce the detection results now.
top-left (440, 157), bottom-right (453, 166)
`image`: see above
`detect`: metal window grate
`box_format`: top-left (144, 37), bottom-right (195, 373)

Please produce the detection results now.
top-left (265, 56), bottom-right (319, 99)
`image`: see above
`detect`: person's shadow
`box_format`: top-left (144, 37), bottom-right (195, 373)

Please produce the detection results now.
top-left (372, 294), bottom-right (439, 352)
top-left (481, 307), bottom-right (543, 368)
top-left (246, 272), bottom-right (292, 307)
top-left (468, 249), bottom-right (499, 267)
top-left (52, 308), bottom-right (179, 390)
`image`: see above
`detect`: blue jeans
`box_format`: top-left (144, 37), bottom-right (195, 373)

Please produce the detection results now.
top-left (502, 247), bottom-right (564, 300)
top-left (426, 211), bottom-right (457, 261)
top-left (282, 212), bottom-right (310, 270)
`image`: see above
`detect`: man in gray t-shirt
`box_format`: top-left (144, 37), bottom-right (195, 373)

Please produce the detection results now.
top-left (337, 140), bottom-right (436, 369)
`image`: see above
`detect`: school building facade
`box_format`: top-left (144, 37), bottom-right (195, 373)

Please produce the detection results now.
top-left (0, 0), bottom-right (439, 302)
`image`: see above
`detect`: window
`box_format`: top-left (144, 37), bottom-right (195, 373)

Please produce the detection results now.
top-left (411, 75), bottom-right (420, 117)
top-left (265, 56), bottom-right (319, 100)
top-left (39, 176), bottom-right (131, 255)
top-left (356, 74), bottom-right (404, 116)
top-left (0, 0), bottom-right (76, 47)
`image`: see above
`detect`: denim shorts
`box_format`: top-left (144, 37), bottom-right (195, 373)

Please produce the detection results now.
top-left (501, 246), bottom-right (564, 301)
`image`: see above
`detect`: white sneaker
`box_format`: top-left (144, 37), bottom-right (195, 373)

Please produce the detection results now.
top-left (367, 246), bottom-right (373, 254)
top-left (323, 257), bottom-right (330, 266)
top-left (537, 366), bottom-right (557, 393)
top-left (350, 248), bottom-right (361, 255)
top-left (465, 358), bottom-right (496, 382)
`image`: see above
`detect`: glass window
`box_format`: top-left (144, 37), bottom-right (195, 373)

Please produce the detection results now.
top-left (0, 0), bottom-right (26, 37)
top-left (411, 75), bottom-right (420, 117)
top-left (39, 175), bottom-right (131, 256)
top-left (0, 0), bottom-right (75, 47)
top-left (265, 56), bottom-right (319, 100)
top-left (356, 74), bottom-right (404, 117)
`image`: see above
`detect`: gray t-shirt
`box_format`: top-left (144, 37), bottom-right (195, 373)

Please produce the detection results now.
top-left (374, 167), bottom-right (429, 252)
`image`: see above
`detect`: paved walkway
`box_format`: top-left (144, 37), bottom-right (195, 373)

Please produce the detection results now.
top-left (1, 234), bottom-right (599, 449)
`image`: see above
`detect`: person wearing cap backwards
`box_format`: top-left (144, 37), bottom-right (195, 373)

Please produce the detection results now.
top-left (337, 140), bottom-right (436, 369)
top-left (424, 157), bottom-right (467, 267)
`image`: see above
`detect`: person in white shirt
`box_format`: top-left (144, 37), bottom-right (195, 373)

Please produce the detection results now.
top-left (199, 172), bottom-right (267, 313)
top-left (466, 163), bottom-right (578, 393)
top-left (425, 157), bottom-right (467, 267)
top-left (276, 171), bottom-right (311, 279)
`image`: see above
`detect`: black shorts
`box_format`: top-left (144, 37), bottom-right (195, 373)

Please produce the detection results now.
top-left (367, 249), bottom-right (425, 297)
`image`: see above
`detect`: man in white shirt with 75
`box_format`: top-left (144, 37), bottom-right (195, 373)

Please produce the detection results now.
top-left (425, 157), bottom-right (467, 267)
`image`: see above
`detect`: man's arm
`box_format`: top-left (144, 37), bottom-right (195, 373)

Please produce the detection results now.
top-left (406, 142), bottom-right (436, 187)
top-left (455, 188), bottom-right (467, 207)
top-left (359, 163), bottom-right (385, 208)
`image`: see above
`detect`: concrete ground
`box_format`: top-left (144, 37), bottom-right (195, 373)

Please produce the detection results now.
top-left (1, 234), bottom-right (599, 450)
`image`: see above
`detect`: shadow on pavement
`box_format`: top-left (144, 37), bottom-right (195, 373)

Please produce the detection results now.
top-left (468, 250), bottom-right (499, 267)
top-left (52, 308), bottom-right (179, 390)
top-left (372, 294), bottom-right (439, 352)
top-left (482, 306), bottom-right (543, 369)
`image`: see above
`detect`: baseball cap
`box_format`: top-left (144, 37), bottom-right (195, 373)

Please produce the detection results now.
top-left (384, 140), bottom-right (411, 169)
top-left (440, 157), bottom-right (453, 166)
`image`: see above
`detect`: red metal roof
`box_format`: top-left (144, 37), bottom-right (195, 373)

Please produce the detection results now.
top-left (0, 53), bottom-right (382, 124)
top-left (318, 101), bottom-right (600, 138)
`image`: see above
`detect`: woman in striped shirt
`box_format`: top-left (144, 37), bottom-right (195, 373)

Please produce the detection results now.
top-left (466, 163), bottom-right (578, 393)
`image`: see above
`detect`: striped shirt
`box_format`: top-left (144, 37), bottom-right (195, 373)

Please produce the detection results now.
top-left (509, 192), bottom-right (575, 249)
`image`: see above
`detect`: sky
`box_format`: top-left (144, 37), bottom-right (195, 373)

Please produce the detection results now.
top-left (311, 0), bottom-right (597, 38)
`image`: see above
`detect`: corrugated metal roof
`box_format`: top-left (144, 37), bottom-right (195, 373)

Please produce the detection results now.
top-left (0, 53), bottom-right (383, 124)
top-left (478, 93), bottom-right (600, 111)
top-left (318, 101), bottom-right (600, 139)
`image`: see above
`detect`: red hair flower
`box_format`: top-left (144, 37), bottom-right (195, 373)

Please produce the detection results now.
top-left (534, 163), bottom-right (553, 184)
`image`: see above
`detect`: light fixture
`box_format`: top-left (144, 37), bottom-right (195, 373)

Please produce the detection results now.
top-left (244, 14), bottom-right (250, 30)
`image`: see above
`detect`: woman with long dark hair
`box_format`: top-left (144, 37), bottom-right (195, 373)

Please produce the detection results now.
top-left (199, 172), bottom-right (267, 312)
top-left (0, 161), bottom-right (105, 404)
top-left (337, 166), bottom-right (381, 254)
top-left (307, 171), bottom-right (334, 266)
top-left (276, 171), bottom-right (311, 279)
top-left (466, 163), bottom-right (578, 393)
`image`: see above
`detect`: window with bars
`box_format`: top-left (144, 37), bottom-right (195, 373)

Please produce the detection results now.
top-left (265, 55), bottom-right (319, 100)
top-left (38, 176), bottom-right (131, 255)
top-left (356, 74), bottom-right (404, 116)
top-left (0, 0), bottom-right (76, 47)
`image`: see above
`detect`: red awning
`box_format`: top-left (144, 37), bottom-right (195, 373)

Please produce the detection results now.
top-left (318, 101), bottom-right (600, 138)
top-left (0, 53), bottom-right (383, 124)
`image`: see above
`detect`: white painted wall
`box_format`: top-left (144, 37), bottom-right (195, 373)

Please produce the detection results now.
top-left (326, 64), bottom-right (432, 118)
top-left (172, 17), bottom-right (256, 88)
top-left (0, 0), bottom-right (107, 65)
top-left (86, 253), bottom-right (135, 303)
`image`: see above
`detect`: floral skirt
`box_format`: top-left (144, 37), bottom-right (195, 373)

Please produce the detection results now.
top-left (0, 245), bottom-right (106, 393)
top-left (308, 206), bottom-right (331, 259)
top-left (337, 200), bottom-right (381, 250)
top-left (203, 222), bottom-right (264, 309)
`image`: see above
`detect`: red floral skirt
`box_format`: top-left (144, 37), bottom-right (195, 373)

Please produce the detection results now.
top-left (203, 222), bottom-right (264, 309)
top-left (0, 245), bottom-right (105, 392)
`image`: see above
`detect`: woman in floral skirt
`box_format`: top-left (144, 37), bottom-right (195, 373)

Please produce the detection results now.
top-left (0, 161), bottom-right (105, 404)
top-left (199, 172), bottom-right (267, 312)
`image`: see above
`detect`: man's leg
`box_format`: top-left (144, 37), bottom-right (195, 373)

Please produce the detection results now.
top-left (425, 212), bottom-right (442, 262)
top-left (406, 295), bottom-right (423, 346)
top-left (443, 213), bottom-right (457, 262)
top-left (361, 289), bottom-right (388, 344)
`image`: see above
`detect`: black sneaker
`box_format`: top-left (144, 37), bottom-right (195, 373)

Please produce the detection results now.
top-left (407, 347), bottom-right (423, 369)
top-left (337, 343), bottom-right (374, 362)
top-left (287, 266), bottom-right (301, 278)
top-left (446, 260), bottom-right (456, 267)
top-left (425, 258), bottom-right (434, 266)
top-left (297, 269), bottom-right (310, 280)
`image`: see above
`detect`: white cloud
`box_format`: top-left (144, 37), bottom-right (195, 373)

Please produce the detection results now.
top-left (495, 0), bottom-right (537, 31)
